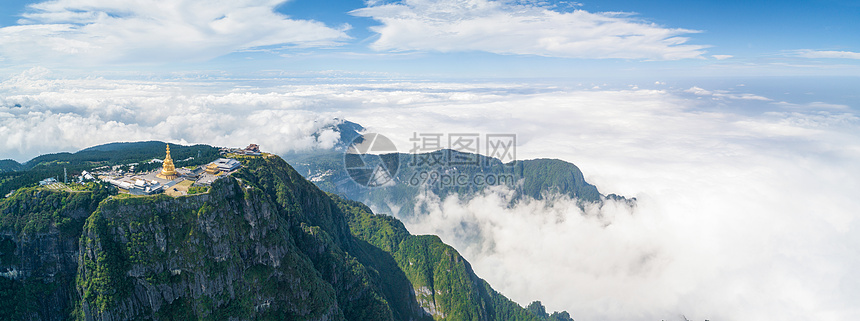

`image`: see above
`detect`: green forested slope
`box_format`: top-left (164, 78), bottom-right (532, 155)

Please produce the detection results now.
top-left (336, 195), bottom-right (570, 321)
top-left (0, 159), bottom-right (23, 173)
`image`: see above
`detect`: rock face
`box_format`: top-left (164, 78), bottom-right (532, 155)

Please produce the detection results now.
top-left (77, 174), bottom-right (356, 320)
top-left (2, 155), bottom-right (572, 320)
top-left (0, 188), bottom-right (107, 320)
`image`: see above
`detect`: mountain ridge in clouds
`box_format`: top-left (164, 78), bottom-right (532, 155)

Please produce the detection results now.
top-left (288, 145), bottom-right (636, 218)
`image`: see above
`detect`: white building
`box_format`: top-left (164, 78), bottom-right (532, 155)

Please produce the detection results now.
top-left (106, 177), bottom-right (164, 195)
top-left (212, 158), bottom-right (241, 172)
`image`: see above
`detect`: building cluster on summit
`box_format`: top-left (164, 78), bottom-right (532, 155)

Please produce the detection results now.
top-left (96, 144), bottom-right (253, 196)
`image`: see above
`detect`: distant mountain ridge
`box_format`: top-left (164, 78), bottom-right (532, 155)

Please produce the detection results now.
top-left (287, 148), bottom-right (634, 218)
top-left (77, 140), bottom-right (173, 152)
top-left (0, 159), bottom-right (23, 173)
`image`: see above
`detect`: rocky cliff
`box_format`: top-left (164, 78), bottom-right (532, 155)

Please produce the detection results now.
top-left (0, 187), bottom-right (108, 320)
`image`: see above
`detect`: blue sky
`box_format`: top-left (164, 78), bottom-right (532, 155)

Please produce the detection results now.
top-left (577, 0), bottom-right (859, 52)
top-left (0, 0), bottom-right (857, 78)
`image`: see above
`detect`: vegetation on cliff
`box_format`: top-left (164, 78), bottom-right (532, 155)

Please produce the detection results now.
top-left (0, 185), bottom-right (111, 320)
top-left (337, 195), bottom-right (570, 321)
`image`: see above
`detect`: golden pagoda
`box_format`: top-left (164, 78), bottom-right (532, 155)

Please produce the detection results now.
top-left (156, 144), bottom-right (179, 180)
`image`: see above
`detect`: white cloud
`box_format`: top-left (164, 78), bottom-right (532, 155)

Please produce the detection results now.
top-left (793, 49), bottom-right (860, 60)
top-left (0, 0), bottom-right (350, 64)
top-left (712, 54), bottom-right (733, 60)
top-left (1, 71), bottom-right (859, 320)
top-left (351, 0), bottom-right (707, 60)
top-left (773, 101), bottom-right (851, 110)
top-left (338, 84), bottom-right (860, 320)
top-left (683, 86), bottom-right (771, 101)
top-left (723, 92), bottom-right (772, 101)
top-left (0, 68), bottom-right (351, 161)
top-left (683, 86), bottom-right (712, 96)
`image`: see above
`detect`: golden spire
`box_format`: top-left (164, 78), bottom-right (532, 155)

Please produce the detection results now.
top-left (157, 144), bottom-right (178, 180)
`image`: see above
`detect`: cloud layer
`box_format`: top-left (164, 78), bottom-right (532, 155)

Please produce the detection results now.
top-left (352, 0), bottom-right (707, 60)
top-left (328, 81), bottom-right (860, 320)
top-left (1, 69), bottom-right (859, 320)
top-left (793, 49), bottom-right (860, 60)
top-left (0, 0), bottom-right (349, 64)
top-left (0, 68), bottom-right (350, 161)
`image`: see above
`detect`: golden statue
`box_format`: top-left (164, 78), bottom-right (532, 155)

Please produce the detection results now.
top-left (157, 144), bottom-right (179, 180)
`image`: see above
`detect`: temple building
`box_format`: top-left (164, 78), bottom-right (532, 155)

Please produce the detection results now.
top-left (240, 143), bottom-right (261, 156)
top-left (204, 162), bottom-right (221, 175)
top-left (156, 145), bottom-right (179, 180)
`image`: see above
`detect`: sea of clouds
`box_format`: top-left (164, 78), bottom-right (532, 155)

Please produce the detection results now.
top-left (1, 68), bottom-right (859, 320)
